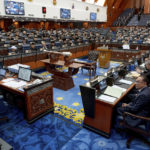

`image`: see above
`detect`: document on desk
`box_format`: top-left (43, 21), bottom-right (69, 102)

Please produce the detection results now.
top-left (74, 59), bottom-right (86, 63)
top-left (112, 85), bottom-right (127, 92)
top-left (119, 79), bottom-right (133, 85)
top-left (2, 78), bottom-right (14, 83)
top-left (2, 80), bottom-right (27, 89)
top-left (104, 86), bottom-right (124, 98)
top-left (98, 94), bottom-right (116, 103)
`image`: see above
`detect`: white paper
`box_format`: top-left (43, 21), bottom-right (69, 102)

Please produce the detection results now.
top-left (122, 44), bottom-right (130, 49)
top-left (119, 79), bottom-right (132, 85)
top-left (98, 94), bottom-right (116, 103)
top-left (140, 63), bottom-right (145, 68)
top-left (104, 86), bottom-right (124, 98)
top-left (2, 78), bottom-right (14, 83)
top-left (112, 85), bottom-right (126, 92)
top-left (74, 59), bottom-right (85, 63)
top-left (2, 80), bottom-right (27, 89)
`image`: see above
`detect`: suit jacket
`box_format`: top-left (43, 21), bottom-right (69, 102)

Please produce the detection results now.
top-left (145, 71), bottom-right (150, 84)
top-left (118, 86), bottom-right (150, 127)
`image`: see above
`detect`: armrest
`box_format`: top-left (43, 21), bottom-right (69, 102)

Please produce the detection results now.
top-left (123, 112), bottom-right (150, 122)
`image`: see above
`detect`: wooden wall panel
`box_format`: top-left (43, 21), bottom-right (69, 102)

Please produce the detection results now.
top-left (144, 0), bottom-right (150, 14)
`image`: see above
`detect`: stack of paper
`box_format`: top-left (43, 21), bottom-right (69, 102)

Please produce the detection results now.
top-left (119, 79), bottom-right (132, 85)
top-left (104, 86), bottom-right (124, 98)
top-left (2, 78), bottom-right (14, 83)
top-left (112, 85), bottom-right (126, 92)
top-left (2, 80), bottom-right (27, 89)
top-left (130, 71), bottom-right (140, 78)
top-left (98, 94), bottom-right (116, 103)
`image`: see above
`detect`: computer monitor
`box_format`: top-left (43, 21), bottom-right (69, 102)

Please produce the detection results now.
top-left (0, 69), bottom-right (6, 76)
top-left (99, 79), bottom-right (107, 91)
top-left (112, 71), bottom-right (119, 80)
top-left (90, 77), bottom-right (99, 87)
top-left (18, 67), bottom-right (31, 82)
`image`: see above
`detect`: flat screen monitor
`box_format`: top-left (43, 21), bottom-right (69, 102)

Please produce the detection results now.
top-left (4, 1), bottom-right (25, 15)
top-left (18, 67), bottom-right (31, 82)
top-left (99, 79), bottom-right (107, 91)
top-left (90, 13), bottom-right (97, 21)
top-left (60, 8), bottom-right (71, 19)
top-left (90, 78), bottom-right (99, 87)
top-left (112, 71), bottom-right (119, 80)
top-left (0, 69), bottom-right (6, 76)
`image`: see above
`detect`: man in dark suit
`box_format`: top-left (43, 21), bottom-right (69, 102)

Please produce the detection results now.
top-left (30, 42), bottom-right (38, 52)
top-left (117, 75), bottom-right (150, 127)
top-left (144, 60), bottom-right (150, 83)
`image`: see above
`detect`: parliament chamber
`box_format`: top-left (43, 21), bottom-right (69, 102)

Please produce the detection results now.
top-left (0, 0), bottom-right (150, 150)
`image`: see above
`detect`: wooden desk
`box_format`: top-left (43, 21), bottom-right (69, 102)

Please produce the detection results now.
top-left (74, 59), bottom-right (97, 78)
top-left (0, 78), bottom-right (53, 123)
top-left (81, 81), bottom-right (135, 137)
top-left (41, 59), bottom-right (83, 90)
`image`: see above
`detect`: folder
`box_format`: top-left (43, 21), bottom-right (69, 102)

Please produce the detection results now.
top-left (104, 86), bottom-right (124, 98)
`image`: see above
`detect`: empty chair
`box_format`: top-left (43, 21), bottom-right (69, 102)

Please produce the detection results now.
top-left (81, 50), bottom-right (99, 77)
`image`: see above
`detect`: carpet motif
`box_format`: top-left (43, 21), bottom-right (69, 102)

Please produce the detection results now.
top-left (54, 102), bottom-right (84, 125)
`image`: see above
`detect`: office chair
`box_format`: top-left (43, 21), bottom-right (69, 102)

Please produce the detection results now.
top-left (81, 50), bottom-right (99, 77)
top-left (117, 112), bottom-right (150, 148)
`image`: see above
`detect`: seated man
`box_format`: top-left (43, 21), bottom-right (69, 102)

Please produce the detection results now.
top-left (40, 41), bottom-right (48, 51)
top-left (143, 60), bottom-right (150, 84)
top-left (117, 75), bottom-right (150, 127)
top-left (136, 60), bottom-right (150, 83)
top-left (30, 42), bottom-right (38, 52)
top-left (8, 46), bottom-right (18, 55)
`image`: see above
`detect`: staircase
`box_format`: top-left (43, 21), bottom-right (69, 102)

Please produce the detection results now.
top-left (127, 15), bottom-right (139, 26)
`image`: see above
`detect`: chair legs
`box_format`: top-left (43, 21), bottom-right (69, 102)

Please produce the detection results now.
top-left (126, 136), bottom-right (134, 148)
top-left (126, 132), bottom-right (150, 148)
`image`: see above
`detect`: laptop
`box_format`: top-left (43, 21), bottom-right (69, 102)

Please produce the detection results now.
top-left (16, 66), bottom-right (32, 82)
top-left (0, 69), bottom-right (6, 80)
top-left (99, 78), bottom-right (107, 93)
top-left (112, 71), bottom-right (119, 81)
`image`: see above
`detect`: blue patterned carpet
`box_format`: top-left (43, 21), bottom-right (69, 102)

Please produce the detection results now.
top-left (0, 101), bottom-right (81, 150)
top-left (0, 61), bottom-right (150, 150)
